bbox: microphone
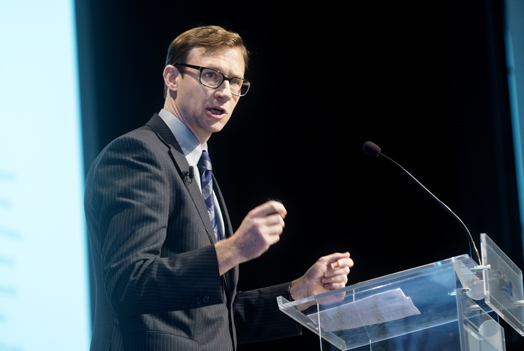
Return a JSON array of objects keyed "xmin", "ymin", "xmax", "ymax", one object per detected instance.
[
  {"xmin": 362, "ymin": 141, "xmax": 481, "ymax": 264},
  {"xmin": 362, "ymin": 141, "xmax": 381, "ymax": 158},
  {"xmin": 183, "ymin": 166, "xmax": 194, "ymax": 184}
]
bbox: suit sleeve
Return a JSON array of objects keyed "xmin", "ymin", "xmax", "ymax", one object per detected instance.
[
  {"xmin": 233, "ymin": 283, "xmax": 302, "ymax": 344},
  {"xmin": 85, "ymin": 134, "xmax": 223, "ymax": 315}
]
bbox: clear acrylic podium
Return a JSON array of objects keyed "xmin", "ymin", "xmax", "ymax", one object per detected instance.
[{"xmin": 277, "ymin": 234, "xmax": 524, "ymax": 350}]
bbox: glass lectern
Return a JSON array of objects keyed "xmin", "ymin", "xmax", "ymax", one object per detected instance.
[{"xmin": 277, "ymin": 234, "xmax": 524, "ymax": 350}]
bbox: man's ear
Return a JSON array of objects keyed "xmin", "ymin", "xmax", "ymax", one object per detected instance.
[{"xmin": 163, "ymin": 65, "xmax": 179, "ymax": 93}]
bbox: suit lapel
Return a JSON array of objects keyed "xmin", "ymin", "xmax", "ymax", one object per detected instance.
[
  {"xmin": 213, "ymin": 176, "xmax": 239, "ymax": 289},
  {"xmin": 146, "ymin": 114, "xmax": 238, "ymax": 294},
  {"xmin": 212, "ymin": 176, "xmax": 233, "ymax": 239},
  {"xmin": 145, "ymin": 114, "xmax": 217, "ymax": 246}
]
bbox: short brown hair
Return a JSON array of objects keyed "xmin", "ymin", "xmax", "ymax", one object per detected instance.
[{"xmin": 165, "ymin": 25, "xmax": 249, "ymax": 70}]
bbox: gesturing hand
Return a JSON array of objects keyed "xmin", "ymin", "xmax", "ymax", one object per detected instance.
[
  {"xmin": 290, "ymin": 252, "xmax": 354, "ymax": 302},
  {"xmin": 231, "ymin": 200, "xmax": 287, "ymax": 262},
  {"xmin": 215, "ymin": 201, "xmax": 287, "ymax": 275}
]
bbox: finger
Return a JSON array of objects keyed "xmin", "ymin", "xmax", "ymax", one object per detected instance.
[
  {"xmin": 265, "ymin": 223, "xmax": 285, "ymax": 236},
  {"xmin": 319, "ymin": 291, "xmax": 347, "ymax": 304},
  {"xmin": 322, "ymin": 273, "xmax": 349, "ymax": 285},
  {"xmin": 330, "ymin": 257, "xmax": 354, "ymax": 270},
  {"xmin": 322, "ymin": 275, "xmax": 349, "ymax": 291},
  {"xmin": 255, "ymin": 215, "xmax": 285, "ymax": 239},
  {"xmin": 324, "ymin": 266, "xmax": 350, "ymax": 278},
  {"xmin": 259, "ymin": 213, "xmax": 285, "ymax": 233},
  {"xmin": 264, "ymin": 212, "xmax": 286, "ymax": 226},
  {"xmin": 329, "ymin": 256, "xmax": 353, "ymax": 269},
  {"xmin": 323, "ymin": 282, "xmax": 347, "ymax": 290},
  {"xmin": 251, "ymin": 201, "xmax": 287, "ymax": 218},
  {"xmin": 323, "ymin": 277, "xmax": 348, "ymax": 288},
  {"xmin": 265, "ymin": 232, "xmax": 281, "ymax": 246},
  {"xmin": 321, "ymin": 252, "xmax": 350, "ymax": 265}
]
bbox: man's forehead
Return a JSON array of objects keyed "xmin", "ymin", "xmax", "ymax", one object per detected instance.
[{"xmin": 187, "ymin": 46, "xmax": 245, "ymax": 73}]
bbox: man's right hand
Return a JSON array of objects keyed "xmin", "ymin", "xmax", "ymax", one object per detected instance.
[{"xmin": 215, "ymin": 201, "xmax": 287, "ymax": 275}]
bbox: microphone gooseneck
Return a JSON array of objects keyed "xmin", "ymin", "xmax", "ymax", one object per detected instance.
[{"xmin": 362, "ymin": 141, "xmax": 481, "ymax": 264}]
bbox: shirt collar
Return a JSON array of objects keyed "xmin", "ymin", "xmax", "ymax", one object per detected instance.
[{"xmin": 158, "ymin": 109, "xmax": 207, "ymax": 166}]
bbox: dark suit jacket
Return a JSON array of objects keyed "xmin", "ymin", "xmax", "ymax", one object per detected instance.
[{"xmin": 84, "ymin": 114, "xmax": 300, "ymax": 351}]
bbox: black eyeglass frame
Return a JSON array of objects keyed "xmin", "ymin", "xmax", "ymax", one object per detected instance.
[{"xmin": 173, "ymin": 63, "xmax": 251, "ymax": 97}]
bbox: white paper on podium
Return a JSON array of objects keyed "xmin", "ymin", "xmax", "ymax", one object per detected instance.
[{"xmin": 307, "ymin": 288, "xmax": 421, "ymax": 332}]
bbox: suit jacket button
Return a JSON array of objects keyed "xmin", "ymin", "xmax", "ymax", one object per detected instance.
[{"xmin": 203, "ymin": 296, "xmax": 209, "ymax": 303}]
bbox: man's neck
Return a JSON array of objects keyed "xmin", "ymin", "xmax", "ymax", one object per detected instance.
[{"xmin": 162, "ymin": 99, "xmax": 210, "ymax": 147}]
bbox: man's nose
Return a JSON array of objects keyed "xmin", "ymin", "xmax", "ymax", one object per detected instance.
[{"xmin": 215, "ymin": 80, "xmax": 233, "ymax": 100}]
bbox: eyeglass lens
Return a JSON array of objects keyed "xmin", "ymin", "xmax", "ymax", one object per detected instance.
[{"xmin": 200, "ymin": 68, "xmax": 249, "ymax": 96}]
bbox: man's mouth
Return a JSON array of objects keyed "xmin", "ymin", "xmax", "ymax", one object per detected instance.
[{"xmin": 208, "ymin": 107, "xmax": 225, "ymax": 115}]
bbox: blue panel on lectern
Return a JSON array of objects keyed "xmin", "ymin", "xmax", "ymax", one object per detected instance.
[{"xmin": 0, "ymin": 1, "xmax": 90, "ymax": 350}]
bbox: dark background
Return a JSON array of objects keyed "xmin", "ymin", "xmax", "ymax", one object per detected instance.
[{"xmin": 75, "ymin": 0, "xmax": 524, "ymax": 349}]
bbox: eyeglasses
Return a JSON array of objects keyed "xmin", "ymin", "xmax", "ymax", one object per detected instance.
[{"xmin": 174, "ymin": 63, "xmax": 251, "ymax": 97}]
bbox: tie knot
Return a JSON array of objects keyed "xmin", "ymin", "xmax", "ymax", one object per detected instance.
[{"xmin": 197, "ymin": 151, "xmax": 213, "ymax": 173}]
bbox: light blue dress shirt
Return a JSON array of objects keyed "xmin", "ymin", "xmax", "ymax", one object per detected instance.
[{"xmin": 158, "ymin": 109, "xmax": 226, "ymax": 241}]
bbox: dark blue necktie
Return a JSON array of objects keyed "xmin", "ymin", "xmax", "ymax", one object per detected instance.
[{"xmin": 197, "ymin": 151, "xmax": 220, "ymax": 240}]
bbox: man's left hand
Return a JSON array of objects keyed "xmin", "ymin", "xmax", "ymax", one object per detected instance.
[{"xmin": 289, "ymin": 252, "xmax": 354, "ymax": 302}]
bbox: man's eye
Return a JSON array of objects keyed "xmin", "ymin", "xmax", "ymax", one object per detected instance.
[{"xmin": 203, "ymin": 70, "xmax": 219, "ymax": 80}]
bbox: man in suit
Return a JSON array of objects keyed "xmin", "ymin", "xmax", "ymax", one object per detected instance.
[{"xmin": 84, "ymin": 25, "xmax": 354, "ymax": 351}]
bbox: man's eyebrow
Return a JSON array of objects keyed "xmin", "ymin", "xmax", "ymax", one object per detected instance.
[{"xmin": 200, "ymin": 63, "xmax": 245, "ymax": 78}]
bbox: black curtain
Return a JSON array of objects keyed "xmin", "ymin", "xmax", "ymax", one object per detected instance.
[{"xmin": 76, "ymin": 0, "xmax": 524, "ymax": 349}]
